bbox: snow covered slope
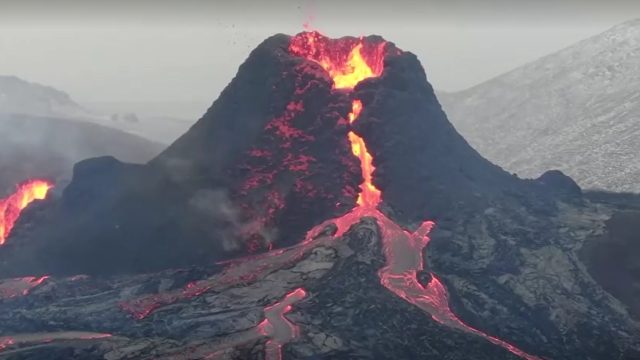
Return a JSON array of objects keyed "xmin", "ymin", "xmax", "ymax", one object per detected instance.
[{"xmin": 440, "ymin": 19, "xmax": 640, "ymax": 193}]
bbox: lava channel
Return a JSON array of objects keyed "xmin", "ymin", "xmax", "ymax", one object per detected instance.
[
  {"xmin": 257, "ymin": 288, "xmax": 307, "ymax": 360},
  {"xmin": 0, "ymin": 179, "xmax": 53, "ymax": 245},
  {"xmin": 124, "ymin": 32, "xmax": 540, "ymax": 360},
  {"xmin": 290, "ymin": 31, "xmax": 540, "ymax": 360}
]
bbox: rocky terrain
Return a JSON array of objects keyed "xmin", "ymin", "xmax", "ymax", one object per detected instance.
[
  {"xmin": 439, "ymin": 19, "xmax": 640, "ymax": 193},
  {"xmin": 0, "ymin": 31, "xmax": 639, "ymax": 360}
]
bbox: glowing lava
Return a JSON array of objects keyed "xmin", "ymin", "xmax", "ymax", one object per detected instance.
[
  {"xmin": 0, "ymin": 179, "xmax": 53, "ymax": 245},
  {"xmin": 289, "ymin": 31, "xmax": 386, "ymax": 89},
  {"xmin": 291, "ymin": 32, "xmax": 539, "ymax": 359},
  {"xmin": 257, "ymin": 288, "xmax": 307, "ymax": 360}
]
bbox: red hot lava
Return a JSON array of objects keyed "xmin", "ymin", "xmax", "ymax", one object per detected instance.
[
  {"xmin": 257, "ymin": 288, "xmax": 307, "ymax": 360},
  {"xmin": 289, "ymin": 31, "xmax": 386, "ymax": 90},
  {"xmin": 290, "ymin": 31, "xmax": 540, "ymax": 360},
  {"xmin": 0, "ymin": 179, "xmax": 53, "ymax": 245}
]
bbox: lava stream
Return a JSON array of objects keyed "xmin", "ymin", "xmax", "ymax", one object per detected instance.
[
  {"xmin": 0, "ymin": 179, "xmax": 53, "ymax": 245},
  {"xmin": 0, "ymin": 332, "xmax": 111, "ymax": 353},
  {"xmin": 257, "ymin": 288, "xmax": 307, "ymax": 360},
  {"xmin": 291, "ymin": 32, "xmax": 539, "ymax": 359},
  {"xmin": 343, "ymin": 99, "xmax": 539, "ymax": 359}
]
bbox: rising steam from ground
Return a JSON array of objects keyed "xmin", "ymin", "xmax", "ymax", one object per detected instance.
[{"xmin": 189, "ymin": 189, "xmax": 278, "ymax": 252}]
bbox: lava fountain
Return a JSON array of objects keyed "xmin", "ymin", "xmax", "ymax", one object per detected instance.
[
  {"xmin": 0, "ymin": 179, "xmax": 53, "ymax": 245},
  {"xmin": 289, "ymin": 31, "xmax": 540, "ymax": 360}
]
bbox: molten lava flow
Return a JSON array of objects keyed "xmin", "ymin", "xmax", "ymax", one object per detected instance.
[
  {"xmin": 0, "ymin": 179, "xmax": 53, "ymax": 245},
  {"xmin": 289, "ymin": 31, "xmax": 386, "ymax": 89},
  {"xmin": 347, "ymin": 100, "xmax": 381, "ymax": 207},
  {"xmin": 257, "ymin": 288, "xmax": 307, "ymax": 360},
  {"xmin": 289, "ymin": 33, "xmax": 539, "ymax": 359}
]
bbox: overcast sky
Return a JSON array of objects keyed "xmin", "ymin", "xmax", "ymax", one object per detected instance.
[{"xmin": 1, "ymin": 0, "xmax": 639, "ymax": 118}]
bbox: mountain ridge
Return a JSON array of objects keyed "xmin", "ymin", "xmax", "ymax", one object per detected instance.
[{"xmin": 439, "ymin": 19, "xmax": 640, "ymax": 193}]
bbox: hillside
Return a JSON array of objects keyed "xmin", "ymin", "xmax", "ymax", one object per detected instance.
[{"xmin": 439, "ymin": 19, "xmax": 640, "ymax": 193}]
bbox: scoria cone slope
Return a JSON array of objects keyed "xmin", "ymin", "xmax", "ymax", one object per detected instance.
[{"xmin": 0, "ymin": 32, "xmax": 639, "ymax": 359}]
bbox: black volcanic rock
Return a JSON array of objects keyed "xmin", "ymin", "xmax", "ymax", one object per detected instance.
[
  {"xmin": 581, "ymin": 210, "xmax": 640, "ymax": 320},
  {"xmin": 352, "ymin": 51, "xmax": 523, "ymax": 223},
  {"xmin": 536, "ymin": 170, "xmax": 582, "ymax": 198}
]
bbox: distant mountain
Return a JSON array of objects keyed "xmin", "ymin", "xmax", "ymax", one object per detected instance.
[
  {"xmin": 0, "ymin": 113, "xmax": 164, "ymax": 192},
  {"xmin": 439, "ymin": 19, "xmax": 640, "ymax": 193},
  {"xmin": 0, "ymin": 75, "xmax": 194, "ymax": 144},
  {"xmin": 0, "ymin": 76, "xmax": 93, "ymax": 119}
]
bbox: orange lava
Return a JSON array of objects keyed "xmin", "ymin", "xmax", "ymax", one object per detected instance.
[
  {"xmin": 289, "ymin": 32, "xmax": 538, "ymax": 359},
  {"xmin": 347, "ymin": 100, "xmax": 381, "ymax": 207},
  {"xmin": 0, "ymin": 180, "xmax": 53, "ymax": 245},
  {"xmin": 257, "ymin": 288, "xmax": 307, "ymax": 360},
  {"xmin": 289, "ymin": 31, "xmax": 386, "ymax": 89}
]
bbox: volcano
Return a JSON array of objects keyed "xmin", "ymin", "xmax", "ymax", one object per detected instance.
[{"xmin": 0, "ymin": 32, "xmax": 639, "ymax": 359}]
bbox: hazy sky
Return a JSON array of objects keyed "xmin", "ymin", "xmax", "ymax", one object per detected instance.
[{"xmin": 1, "ymin": 0, "xmax": 639, "ymax": 118}]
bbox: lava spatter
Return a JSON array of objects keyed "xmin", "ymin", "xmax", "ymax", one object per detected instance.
[
  {"xmin": 0, "ymin": 179, "xmax": 53, "ymax": 245},
  {"xmin": 289, "ymin": 31, "xmax": 386, "ymax": 89}
]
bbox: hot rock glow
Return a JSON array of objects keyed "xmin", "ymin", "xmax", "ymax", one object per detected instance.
[
  {"xmin": 0, "ymin": 180, "xmax": 53, "ymax": 245},
  {"xmin": 289, "ymin": 31, "xmax": 386, "ymax": 89}
]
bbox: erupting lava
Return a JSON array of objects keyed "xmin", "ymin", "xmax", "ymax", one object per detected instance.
[
  {"xmin": 289, "ymin": 31, "xmax": 386, "ymax": 89},
  {"xmin": 290, "ymin": 32, "xmax": 539, "ymax": 360},
  {"xmin": 0, "ymin": 179, "xmax": 53, "ymax": 245},
  {"xmin": 347, "ymin": 100, "xmax": 381, "ymax": 207}
]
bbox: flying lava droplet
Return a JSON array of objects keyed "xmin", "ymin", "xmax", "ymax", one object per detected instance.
[{"xmin": 0, "ymin": 179, "xmax": 53, "ymax": 245}]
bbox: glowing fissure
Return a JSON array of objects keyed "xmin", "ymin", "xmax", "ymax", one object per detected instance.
[
  {"xmin": 257, "ymin": 288, "xmax": 307, "ymax": 360},
  {"xmin": 0, "ymin": 179, "xmax": 53, "ymax": 245}
]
